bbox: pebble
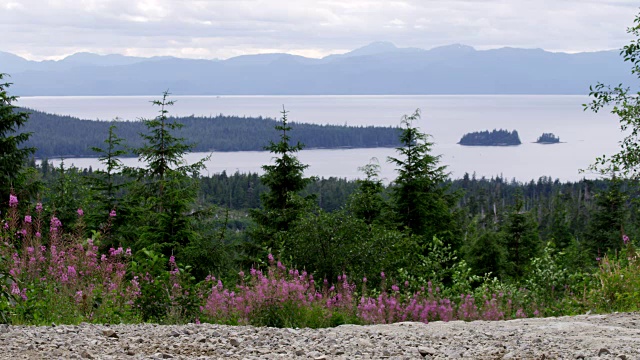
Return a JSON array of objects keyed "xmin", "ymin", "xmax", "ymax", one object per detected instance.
[{"xmin": 0, "ymin": 313, "xmax": 638, "ymax": 359}]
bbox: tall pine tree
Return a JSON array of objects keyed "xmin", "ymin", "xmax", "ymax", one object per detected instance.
[
  {"xmin": 388, "ymin": 109, "xmax": 460, "ymax": 249},
  {"xmin": 249, "ymin": 108, "xmax": 312, "ymax": 256},
  {"xmin": 127, "ymin": 92, "xmax": 207, "ymax": 256},
  {"xmin": 0, "ymin": 74, "xmax": 35, "ymax": 205}
]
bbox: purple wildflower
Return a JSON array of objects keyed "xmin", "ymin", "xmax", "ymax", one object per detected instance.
[{"xmin": 9, "ymin": 194, "xmax": 18, "ymax": 207}]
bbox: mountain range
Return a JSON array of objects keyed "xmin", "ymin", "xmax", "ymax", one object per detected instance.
[{"xmin": 1, "ymin": 42, "xmax": 634, "ymax": 96}]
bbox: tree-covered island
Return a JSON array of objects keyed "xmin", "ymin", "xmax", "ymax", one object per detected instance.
[
  {"xmin": 535, "ymin": 133, "xmax": 561, "ymax": 144},
  {"xmin": 458, "ymin": 129, "xmax": 521, "ymax": 146}
]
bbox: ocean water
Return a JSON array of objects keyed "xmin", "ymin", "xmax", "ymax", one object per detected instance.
[{"xmin": 18, "ymin": 95, "xmax": 621, "ymax": 182}]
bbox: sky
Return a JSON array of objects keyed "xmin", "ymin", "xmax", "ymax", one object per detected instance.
[{"xmin": 1, "ymin": 0, "xmax": 638, "ymax": 61}]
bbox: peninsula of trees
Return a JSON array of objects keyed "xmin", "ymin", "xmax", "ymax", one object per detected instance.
[
  {"xmin": 21, "ymin": 109, "xmax": 402, "ymax": 158},
  {"xmin": 458, "ymin": 129, "xmax": 521, "ymax": 146},
  {"xmin": 535, "ymin": 133, "xmax": 560, "ymax": 144}
]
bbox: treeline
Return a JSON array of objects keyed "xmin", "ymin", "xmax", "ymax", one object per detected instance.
[
  {"xmin": 21, "ymin": 108, "xmax": 402, "ymax": 157},
  {"xmin": 459, "ymin": 129, "xmax": 521, "ymax": 146},
  {"xmin": 536, "ymin": 133, "xmax": 560, "ymax": 143}
]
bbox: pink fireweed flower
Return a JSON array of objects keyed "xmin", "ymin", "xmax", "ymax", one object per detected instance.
[
  {"xmin": 35, "ymin": 232, "xmax": 41, "ymax": 238},
  {"xmin": 75, "ymin": 290, "xmax": 84, "ymax": 304},
  {"xmin": 77, "ymin": 208, "xmax": 84, "ymax": 216},
  {"xmin": 50, "ymin": 216, "xmax": 62, "ymax": 232},
  {"xmin": 35, "ymin": 202, "xmax": 43, "ymax": 213},
  {"xmin": 9, "ymin": 194, "xmax": 18, "ymax": 207},
  {"xmin": 24, "ymin": 215, "xmax": 32, "ymax": 223},
  {"xmin": 363, "ymin": 277, "xmax": 367, "ymax": 283},
  {"xmin": 380, "ymin": 272, "xmax": 386, "ymax": 279},
  {"xmin": 125, "ymin": 248, "xmax": 132, "ymax": 257},
  {"xmin": 109, "ymin": 209, "xmax": 116, "ymax": 217},
  {"xmin": 623, "ymin": 234, "xmax": 630, "ymax": 244},
  {"xmin": 267, "ymin": 253, "xmax": 274, "ymax": 264},
  {"xmin": 391, "ymin": 284, "xmax": 400, "ymax": 292}
]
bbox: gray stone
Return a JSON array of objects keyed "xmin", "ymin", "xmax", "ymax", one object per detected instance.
[
  {"xmin": 80, "ymin": 350, "xmax": 94, "ymax": 359},
  {"xmin": 102, "ymin": 329, "xmax": 119, "ymax": 339},
  {"xmin": 598, "ymin": 348, "xmax": 611, "ymax": 356},
  {"xmin": 418, "ymin": 347, "xmax": 437, "ymax": 357},
  {"xmin": 229, "ymin": 337, "xmax": 242, "ymax": 347}
]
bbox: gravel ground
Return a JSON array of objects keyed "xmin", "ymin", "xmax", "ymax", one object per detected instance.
[{"xmin": 1, "ymin": 312, "xmax": 640, "ymax": 359}]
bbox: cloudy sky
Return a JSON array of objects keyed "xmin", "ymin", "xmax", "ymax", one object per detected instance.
[{"xmin": 1, "ymin": 0, "xmax": 638, "ymax": 60}]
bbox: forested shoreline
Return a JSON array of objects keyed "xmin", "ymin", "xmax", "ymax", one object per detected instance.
[{"xmin": 21, "ymin": 108, "xmax": 401, "ymax": 158}]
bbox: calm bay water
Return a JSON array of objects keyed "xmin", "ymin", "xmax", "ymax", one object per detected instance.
[{"xmin": 18, "ymin": 95, "xmax": 620, "ymax": 182}]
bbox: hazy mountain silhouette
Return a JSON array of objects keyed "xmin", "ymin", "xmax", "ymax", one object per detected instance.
[{"xmin": 1, "ymin": 43, "xmax": 633, "ymax": 95}]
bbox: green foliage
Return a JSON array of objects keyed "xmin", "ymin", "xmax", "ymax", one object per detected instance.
[
  {"xmin": 583, "ymin": 180, "xmax": 628, "ymax": 257},
  {"xmin": 48, "ymin": 160, "xmax": 94, "ymax": 231},
  {"xmin": 127, "ymin": 92, "xmax": 208, "ymax": 256},
  {"xmin": 501, "ymin": 193, "xmax": 540, "ymax": 278},
  {"xmin": 130, "ymin": 249, "xmax": 200, "ymax": 323},
  {"xmin": 249, "ymin": 300, "xmax": 358, "ymax": 328},
  {"xmin": 523, "ymin": 243, "xmax": 569, "ymax": 303},
  {"xmin": 250, "ymin": 108, "xmax": 313, "ymax": 255},
  {"xmin": 181, "ymin": 208, "xmax": 241, "ymax": 281},
  {"xmin": 0, "ymin": 253, "xmax": 16, "ymax": 324},
  {"xmin": 589, "ymin": 245, "xmax": 640, "ymax": 313},
  {"xmin": 584, "ymin": 13, "xmax": 640, "ymax": 178},
  {"xmin": 465, "ymin": 221, "xmax": 507, "ymax": 278},
  {"xmin": 388, "ymin": 109, "xmax": 460, "ymax": 248},
  {"xmin": 347, "ymin": 159, "xmax": 390, "ymax": 226},
  {"xmin": 0, "ymin": 74, "xmax": 36, "ymax": 205}
]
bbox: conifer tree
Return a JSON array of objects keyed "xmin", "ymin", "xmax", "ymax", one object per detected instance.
[
  {"xmin": 250, "ymin": 108, "xmax": 312, "ymax": 254},
  {"xmin": 128, "ymin": 92, "xmax": 207, "ymax": 256},
  {"xmin": 90, "ymin": 123, "xmax": 127, "ymax": 208},
  {"xmin": 388, "ymin": 109, "xmax": 459, "ymax": 248},
  {"xmin": 583, "ymin": 179, "xmax": 628, "ymax": 257},
  {"xmin": 347, "ymin": 159, "xmax": 389, "ymax": 226},
  {"xmin": 501, "ymin": 193, "xmax": 540, "ymax": 278},
  {"xmin": 0, "ymin": 74, "xmax": 35, "ymax": 204},
  {"xmin": 87, "ymin": 123, "xmax": 128, "ymax": 237}
]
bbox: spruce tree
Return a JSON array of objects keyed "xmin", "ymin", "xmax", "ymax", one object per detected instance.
[
  {"xmin": 87, "ymin": 123, "xmax": 129, "ymax": 238},
  {"xmin": 388, "ymin": 109, "xmax": 459, "ymax": 248},
  {"xmin": 0, "ymin": 74, "xmax": 35, "ymax": 204},
  {"xmin": 583, "ymin": 180, "xmax": 628, "ymax": 257},
  {"xmin": 501, "ymin": 193, "xmax": 540, "ymax": 278},
  {"xmin": 90, "ymin": 123, "xmax": 127, "ymax": 208},
  {"xmin": 128, "ymin": 92, "xmax": 207, "ymax": 256},
  {"xmin": 249, "ymin": 108, "xmax": 312, "ymax": 254},
  {"xmin": 347, "ymin": 159, "xmax": 389, "ymax": 226}
]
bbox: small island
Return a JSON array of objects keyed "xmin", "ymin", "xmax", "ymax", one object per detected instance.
[
  {"xmin": 458, "ymin": 129, "xmax": 521, "ymax": 146},
  {"xmin": 535, "ymin": 133, "xmax": 561, "ymax": 144}
]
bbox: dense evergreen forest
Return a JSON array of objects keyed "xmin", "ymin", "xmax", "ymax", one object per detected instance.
[
  {"xmin": 459, "ymin": 129, "xmax": 522, "ymax": 146},
  {"xmin": 536, "ymin": 133, "xmax": 561, "ymax": 143},
  {"xmin": 21, "ymin": 108, "xmax": 402, "ymax": 158}
]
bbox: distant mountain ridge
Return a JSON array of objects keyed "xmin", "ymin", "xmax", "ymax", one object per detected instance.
[{"xmin": 0, "ymin": 43, "xmax": 633, "ymax": 95}]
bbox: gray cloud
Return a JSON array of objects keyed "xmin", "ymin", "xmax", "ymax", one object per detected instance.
[{"xmin": 1, "ymin": 0, "xmax": 637, "ymax": 60}]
